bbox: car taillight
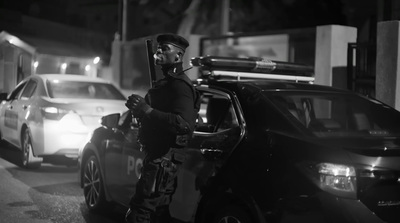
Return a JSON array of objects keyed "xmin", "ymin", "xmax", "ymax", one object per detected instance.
[
  {"xmin": 41, "ymin": 107, "xmax": 69, "ymax": 120},
  {"xmin": 317, "ymin": 163, "xmax": 357, "ymax": 199},
  {"xmin": 42, "ymin": 107, "xmax": 88, "ymax": 133}
]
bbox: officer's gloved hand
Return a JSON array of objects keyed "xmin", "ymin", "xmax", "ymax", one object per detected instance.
[{"xmin": 125, "ymin": 94, "xmax": 152, "ymax": 118}]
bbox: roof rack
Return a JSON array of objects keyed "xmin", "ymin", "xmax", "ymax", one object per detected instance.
[
  {"xmin": 191, "ymin": 56, "xmax": 315, "ymax": 83},
  {"xmin": 210, "ymin": 70, "xmax": 315, "ymax": 82}
]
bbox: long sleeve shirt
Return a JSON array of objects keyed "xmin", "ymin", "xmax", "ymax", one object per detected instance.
[{"xmin": 138, "ymin": 63, "xmax": 199, "ymax": 158}]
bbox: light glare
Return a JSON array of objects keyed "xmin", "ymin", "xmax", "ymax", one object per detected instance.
[
  {"xmin": 59, "ymin": 113, "xmax": 88, "ymax": 133},
  {"xmin": 93, "ymin": 57, "xmax": 100, "ymax": 64},
  {"xmin": 44, "ymin": 107, "xmax": 58, "ymax": 114}
]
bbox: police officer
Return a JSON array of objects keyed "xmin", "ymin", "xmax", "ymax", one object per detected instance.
[{"xmin": 125, "ymin": 33, "xmax": 199, "ymax": 223}]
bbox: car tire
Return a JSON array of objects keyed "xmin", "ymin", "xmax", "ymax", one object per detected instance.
[
  {"xmin": 212, "ymin": 205, "xmax": 253, "ymax": 223},
  {"xmin": 83, "ymin": 155, "xmax": 111, "ymax": 212},
  {"xmin": 21, "ymin": 128, "xmax": 42, "ymax": 169}
]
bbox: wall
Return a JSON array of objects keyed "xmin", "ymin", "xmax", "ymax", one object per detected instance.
[
  {"xmin": 314, "ymin": 25, "xmax": 357, "ymax": 88},
  {"xmin": 376, "ymin": 20, "xmax": 400, "ymax": 110}
]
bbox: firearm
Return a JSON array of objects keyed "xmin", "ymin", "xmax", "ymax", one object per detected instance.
[{"xmin": 145, "ymin": 39, "xmax": 157, "ymax": 87}]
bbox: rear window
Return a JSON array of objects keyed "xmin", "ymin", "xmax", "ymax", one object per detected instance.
[
  {"xmin": 267, "ymin": 91, "xmax": 400, "ymax": 138},
  {"xmin": 47, "ymin": 80, "xmax": 126, "ymax": 100}
]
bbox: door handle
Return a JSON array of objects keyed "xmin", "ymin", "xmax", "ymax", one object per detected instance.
[
  {"xmin": 105, "ymin": 140, "xmax": 123, "ymax": 152},
  {"xmin": 200, "ymin": 148, "xmax": 223, "ymax": 159},
  {"xmin": 7, "ymin": 105, "xmax": 13, "ymax": 109},
  {"xmin": 22, "ymin": 105, "xmax": 28, "ymax": 110}
]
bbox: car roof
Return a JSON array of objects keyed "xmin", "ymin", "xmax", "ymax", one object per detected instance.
[{"xmin": 31, "ymin": 74, "xmax": 110, "ymax": 83}]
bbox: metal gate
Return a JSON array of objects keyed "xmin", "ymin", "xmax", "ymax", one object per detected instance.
[{"xmin": 347, "ymin": 42, "xmax": 376, "ymax": 97}]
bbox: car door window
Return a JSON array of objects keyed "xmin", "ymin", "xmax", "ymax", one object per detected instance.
[
  {"xmin": 20, "ymin": 80, "xmax": 37, "ymax": 100},
  {"xmin": 9, "ymin": 82, "xmax": 27, "ymax": 100},
  {"xmin": 196, "ymin": 91, "xmax": 239, "ymax": 133}
]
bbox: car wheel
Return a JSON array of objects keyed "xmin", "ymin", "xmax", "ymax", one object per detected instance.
[
  {"xmin": 21, "ymin": 128, "xmax": 42, "ymax": 169},
  {"xmin": 212, "ymin": 205, "xmax": 253, "ymax": 223},
  {"xmin": 83, "ymin": 155, "xmax": 110, "ymax": 212}
]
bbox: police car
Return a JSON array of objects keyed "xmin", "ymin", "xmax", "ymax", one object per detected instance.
[{"xmin": 78, "ymin": 56, "xmax": 400, "ymax": 223}]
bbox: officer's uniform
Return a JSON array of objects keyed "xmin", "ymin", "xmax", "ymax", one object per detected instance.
[{"xmin": 126, "ymin": 34, "xmax": 199, "ymax": 223}]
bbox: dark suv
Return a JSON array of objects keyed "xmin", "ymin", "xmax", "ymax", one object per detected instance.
[{"xmin": 79, "ymin": 56, "xmax": 400, "ymax": 223}]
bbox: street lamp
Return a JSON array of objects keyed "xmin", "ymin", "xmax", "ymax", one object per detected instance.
[
  {"xmin": 61, "ymin": 63, "xmax": 67, "ymax": 74},
  {"xmin": 93, "ymin": 57, "xmax": 100, "ymax": 64}
]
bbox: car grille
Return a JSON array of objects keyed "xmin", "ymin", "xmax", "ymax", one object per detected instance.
[{"xmin": 358, "ymin": 169, "xmax": 400, "ymax": 223}]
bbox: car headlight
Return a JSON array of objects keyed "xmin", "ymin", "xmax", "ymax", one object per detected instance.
[
  {"xmin": 317, "ymin": 163, "xmax": 357, "ymax": 199},
  {"xmin": 297, "ymin": 161, "xmax": 357, "ymax": 199}
]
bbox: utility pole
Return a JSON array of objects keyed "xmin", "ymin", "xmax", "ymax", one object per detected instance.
[
  {"xmin": 122, "ymin": 0, "xmax": 128, "ymax": 42},
  {"xmin": 221, "ymin": 0, "xmax": 230, "ymax": 35},
  {"xmin": 117, "ymin": 0, "xmax": 128, "ymax": 41}
]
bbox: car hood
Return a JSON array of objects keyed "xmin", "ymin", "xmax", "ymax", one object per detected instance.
[{"xmin": 314, "ymin": 137, "xmax": 400, "ymax": 170}]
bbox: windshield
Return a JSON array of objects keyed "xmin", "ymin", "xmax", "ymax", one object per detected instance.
[
  {"xmin": 267, "ymin": 91, "xmax": 400, "ymax": 138},
  {"xmin": 47, "ymin": 80, "xmax": 126, "ymax": 100}
]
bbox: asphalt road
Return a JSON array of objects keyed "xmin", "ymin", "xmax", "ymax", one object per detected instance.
[{"xmin": 0, "ymin": 142, "xmax": 126, "ymax": 223}]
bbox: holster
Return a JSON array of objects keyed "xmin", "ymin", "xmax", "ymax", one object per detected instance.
[
  {"xmin": 155, "ymin": 157, "xmax": 177, "ymax": 194},
  {"xmin": 141, "ymin": 160, "xmax": 161, "ymax": 196},
  {"xmin": 141, "ymin": 149, "xmax": 186, "ymax": 196}
]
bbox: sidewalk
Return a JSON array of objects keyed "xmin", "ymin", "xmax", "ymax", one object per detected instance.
[{"xmin": 0, "ymin": 158, "xmax": 52, "ymax": 223}]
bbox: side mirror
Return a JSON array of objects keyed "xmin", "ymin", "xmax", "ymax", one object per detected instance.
[
  {"xmin": 101, "ymin": 113, "xmax": 120, "ymax": 129},
  {"xmin": 0, "ymin": 92, "xmax": 8, "ymax": 102}
]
